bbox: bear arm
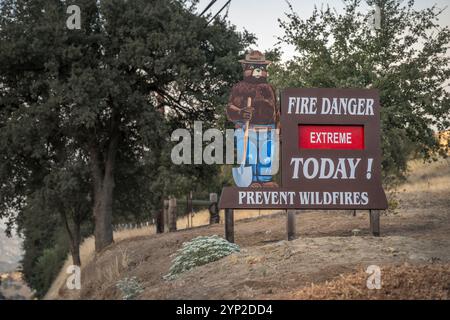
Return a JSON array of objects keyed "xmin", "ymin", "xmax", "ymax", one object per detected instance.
[{"xmin": 226, "ymin": 91, "xmax": 243, "ymax": 122}]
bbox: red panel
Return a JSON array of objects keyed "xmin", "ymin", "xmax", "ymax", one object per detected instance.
[{"xmin": 298, "ymin": 125, "xmax": 364, "ymax": 150}]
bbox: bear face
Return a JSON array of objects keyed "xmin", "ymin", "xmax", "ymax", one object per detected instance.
[{"xmin": 243, "ymin": 63, "xmax": 268, "ymax": 83}]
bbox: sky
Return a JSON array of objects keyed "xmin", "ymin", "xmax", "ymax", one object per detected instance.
[{"xmin": 197, "ymin": 0, "xmax": 450, "ymax": 61}]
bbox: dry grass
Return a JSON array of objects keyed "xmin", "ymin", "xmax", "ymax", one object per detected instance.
[
  {"xmin": 403, "ymin": 158, "xmax": 450, "ymax": 193},
  {"xmin": 44, "ymin": 208, "xmax": 280, "ymax": 299},
  {"xmin": 101, "ymin": 247, "xmax": 130, "ymax": 284},
  {"xmin": 280, "ymin": 263, "xmax": 450, "ymax": 300}
]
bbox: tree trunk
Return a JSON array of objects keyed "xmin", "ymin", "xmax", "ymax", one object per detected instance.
[
  {"xmin": 61, "ymin": 211, "xmax": 82, "ymax": 266},
  {"xmin": 70, "ymin": 223, "xmax": 81, "ymax": 266},
  {"xmin": 71, "ymin": 249, "xmax": 81, "ymax": 267},
  {"xmin": 90, "ymin": 121, "xmax": 119, "ymax": 252},
  {"xmin": 93, "ymin": 172, "xmax": 114, "ymax": 252}
]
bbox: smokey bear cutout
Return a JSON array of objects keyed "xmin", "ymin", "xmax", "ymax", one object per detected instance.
[{"xmin": 227, "ymin": 50, "xmax": 279, "ymax": 188}]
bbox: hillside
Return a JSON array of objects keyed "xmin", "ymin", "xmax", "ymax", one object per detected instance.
[{"xmin": 49, "ymin": 158, "xmax": 450, "ymax": 300}]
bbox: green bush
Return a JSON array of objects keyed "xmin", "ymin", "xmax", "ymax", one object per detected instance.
[
  {"xmin": 33, "ymin": 244, "xmax": 67, "ymax": 297},
  {"xmin": 165, "ymin": 235, "xmax": 240, "ymax": 280},
  {"xmin": 116, "ymin": 277, "xmax": 144, "ymax": 300}
]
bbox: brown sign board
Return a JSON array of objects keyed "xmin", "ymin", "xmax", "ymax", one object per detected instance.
[{"xmin": 219, "ymin": 88, "xmax": 388, "ymax": 210}]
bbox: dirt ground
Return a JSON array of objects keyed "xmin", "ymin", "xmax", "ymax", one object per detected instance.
[{"xmin": 55, "ymin": 158, "xmax": 449, "ymax": 300}]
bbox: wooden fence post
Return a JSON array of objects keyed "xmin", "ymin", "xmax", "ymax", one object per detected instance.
[
  {"xmin": 168, "ymin": 196, "xmax": 177, "ymax": 232},
  {"xmin": 287, "ymin": 210, "xmax": 296, "ymax": 241},
  {"xmin": 225, "ymin": 209, "xmax": 234, "ymax": 243},
  {"xmin": 369, "ymin": 210, "xmax": 380, "ymax": 236},
  {"xmin": 209, "ymin": 193, "xmax": 220, "ymax": 224},
  {"xmin": 163, "ymin": 199, "xmax": 170, "ymax": 233},
  {"xmin": 186, "ymin": 192, "xmax": 193, "ymax": 229}
]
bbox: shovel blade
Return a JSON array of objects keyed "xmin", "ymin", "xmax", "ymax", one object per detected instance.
[{"xmin": 232, "ymin": 165, "xmax": 253, "ymax": 188}]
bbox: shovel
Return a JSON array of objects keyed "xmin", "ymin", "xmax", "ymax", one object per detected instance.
[{"xmin": 232, "ymin": 97, "xmax": 253, "ymax": 187}]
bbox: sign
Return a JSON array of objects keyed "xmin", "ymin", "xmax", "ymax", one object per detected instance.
[
  {"xmin": 298, "ymin": 125, "xmax": 364, "ymax": 150},
  {"xmin": 219, "ymin": 88, "xmax": 387, "ymax": 210}
]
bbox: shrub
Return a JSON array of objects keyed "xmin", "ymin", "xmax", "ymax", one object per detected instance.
[
  {"xmin": 165, "ymin": 235, "xmax": 240, "ymax": 280},
  {"xmin": 32, "ymin": 244, "xmax": 68, "ymax": 297},
  {"xmin": 116, "ymin": 277, "xmax": 144, "ymax": 300}
]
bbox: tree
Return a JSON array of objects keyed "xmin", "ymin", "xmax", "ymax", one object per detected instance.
[
  {"xmin": 0, "ymin": 0, "xmax": 253, "ymax": 253},
  {"xmin": 271, "ymin": 0, "xmax": 450, "ymax": 183},
  {"xmin": 41, "ymin": 158, "xmax": 92, "ymax": 266},
  {"xmin": 17, "ymin": 191, "xmax": 71, "ymax": 297}
]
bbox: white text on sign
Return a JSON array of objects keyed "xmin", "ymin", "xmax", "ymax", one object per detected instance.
[{"xmin": 288, "ymin": 97, "xmax": 375, "ymax": 116}]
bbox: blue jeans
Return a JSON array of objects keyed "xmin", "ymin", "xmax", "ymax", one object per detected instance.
[{"xmin": 236, "ymin": 124, "xmax": 277, "ymax": 183}]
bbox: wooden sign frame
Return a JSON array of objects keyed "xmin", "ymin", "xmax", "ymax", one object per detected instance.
[{"xmin": 219, "ymin": 88, "xmax": 388, "ymax": 241}]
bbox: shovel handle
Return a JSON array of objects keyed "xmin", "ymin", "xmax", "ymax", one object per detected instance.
[{"xmin": 240, "ymin": 97, "xmax": 252, "ymax": 164}]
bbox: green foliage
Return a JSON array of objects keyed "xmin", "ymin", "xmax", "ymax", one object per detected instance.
[
  {"xmin": 33, "ymin": 245, "xmax": 68, "ymax": 298},
  {"xmin": 0, "ymin": 0, "xmax": 253, "ymax": 217},
  {"xmin": 165, "ymin": 235, "xmax": 240, "ymax": 280},
  {"xmin": 18, "ymin": 194, "xmax": 64, "ymax": 298},
  {"xmin": 20, "ymin": 214, "xmax": 92, "ymax": 298},
  {"xmin": 0, "ymin": 0, "xmax": 253, "ymax": 294},
  {"xmin": 271, "ymin": 0, "xmax": 450, "ymax": 184},
  {"xmin": 116, "ymin": 277, "xmax": 144, "ymax": 300}
]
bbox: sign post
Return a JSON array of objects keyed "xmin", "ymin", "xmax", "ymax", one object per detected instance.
[
  {"xmin": 287, "ymin": 210, "xmax": 296, "ymax": 241},
  {"xmin": 225, "ymin": 209, "xmax": 234, "ymax": 243},
  {"xmin": 370, "ymin": 210, "xmax": 381, "ymax": 236}
]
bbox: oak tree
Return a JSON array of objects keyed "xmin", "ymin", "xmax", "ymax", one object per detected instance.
[
  {"xmin": 0, "ymin": 0, "xmax": 253, "ymax": 254},
  {"xmin": 271, "ymin": 0, "xmax": 450, "ymax": 182}
]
